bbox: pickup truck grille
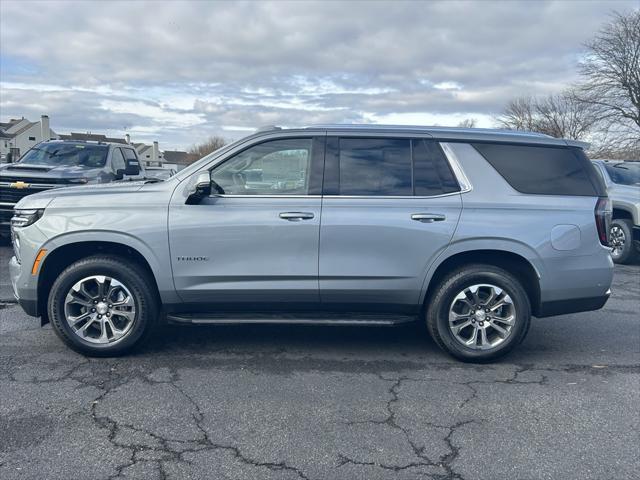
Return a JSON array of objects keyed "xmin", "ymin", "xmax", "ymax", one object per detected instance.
[
  {"xmin": 0, "ymin": 185, "xmax": 46, "ymax": 203},
  {"xmin": 0, "ymin": 208, "xmax": 13, "ymax": 226}
]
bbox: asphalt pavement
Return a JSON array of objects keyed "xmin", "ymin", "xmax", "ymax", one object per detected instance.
[{"xmin": 0, "ymin": 244, "xmax": 638, "ymax": 480}]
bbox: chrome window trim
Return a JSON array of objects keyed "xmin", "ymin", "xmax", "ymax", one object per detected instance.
[
  {"xmin": 211, "ymin": 194, "xmax": 321, "ymax": 199},
  {"xmin": 439, "ymin": 142, "xmax": 473, "ymax": 194},
  {"xmin": 322, "ymin": 192, "xmax": 462, "ymax": 200}
]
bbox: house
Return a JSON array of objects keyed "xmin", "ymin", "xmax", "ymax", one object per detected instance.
[
  {"xmin": 162, "ymin": 150, "xmax": 199, "ymax": 170},
  {"xmin": 134, "ymin": 141, "xmax": 165, "ymax": 167},
  {"xmin": 0, "ymin": 115, "xmax": 58, "ymax": 162}
]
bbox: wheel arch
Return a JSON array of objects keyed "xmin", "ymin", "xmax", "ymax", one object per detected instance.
[
  {"xmin": 422, "ymin": 248, "xmax": 542, "ymax": 316},
  {"xmin": 37, "ymin": 239, "xmax": 164, "ymax": 324}
]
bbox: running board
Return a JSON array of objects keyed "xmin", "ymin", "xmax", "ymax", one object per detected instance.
[{"xmin": 166, "ymin": 312, "xmax": 417, "ymax": 326}]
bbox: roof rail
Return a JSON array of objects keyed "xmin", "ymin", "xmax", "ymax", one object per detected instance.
[{"xmin": 255, "ymin": 125, "xmax": 282, "ymax": 132}]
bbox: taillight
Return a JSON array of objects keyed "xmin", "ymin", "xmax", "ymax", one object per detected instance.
[{"xmin": 595, "ymin": 197, "xmax": 612, "ymax": 246}]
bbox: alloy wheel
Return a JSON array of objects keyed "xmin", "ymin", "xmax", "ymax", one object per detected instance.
[
  {"xmin": 63, "ymin": 275, "xmax": 136, "ymax": 344},
  {"xmin": 610, "ymin": 225, "xmax": 626, "ymax": 259},
  {"xmin": 448, "ymin": 284, "xmax": 516, "ymax": 350}
]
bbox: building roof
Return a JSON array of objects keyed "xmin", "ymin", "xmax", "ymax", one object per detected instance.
[
  {"xmin": 58, "ymin": 132, "xmax": 128, "ymax": 144},
  {"xmin": 163, "ymin": 150, "xmax": 198, "ymax": 164}
]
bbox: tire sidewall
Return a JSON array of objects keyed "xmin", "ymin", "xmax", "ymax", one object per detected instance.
[
  {"xmin": 432, "ymin": 268, "xmax": 530, "ymax": 362},
  {"xmin": 49, "ymin": 257, "xmax": 155, "ymax": 356}
]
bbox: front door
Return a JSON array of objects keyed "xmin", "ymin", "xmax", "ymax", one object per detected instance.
[
  {"xmin": 319, "ymin": 136, "xmax": 463, "ymax": 309},
  {"xmin": 169, "ymin": 137, "xmax": 324, "ymax": 307}
]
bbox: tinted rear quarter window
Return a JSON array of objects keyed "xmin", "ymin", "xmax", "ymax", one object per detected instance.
[{"xmin": 472, "ymin": 143, "xmax": 602, "ymax": 196}]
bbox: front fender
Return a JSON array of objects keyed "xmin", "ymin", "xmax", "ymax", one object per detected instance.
[{"xmin": 37, "ymin": 229, "xmax": 179, "ymax": 305}]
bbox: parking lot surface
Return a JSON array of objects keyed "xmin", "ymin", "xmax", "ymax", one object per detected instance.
[{"xmin": 0, "ymin": 245, "xmax": 638, "ymax": 480}]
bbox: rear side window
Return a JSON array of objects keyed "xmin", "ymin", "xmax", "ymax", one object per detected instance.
[
  {"xmin": 335, "ymin": 138, "xmax": 460, "ymax": 196},
  {"xmin": 412, "ymin": 139, "xmax": 459, "ymax": 196},
  {"xmin": 472, "ymin": 143, "xmax": 602, "ymax": 196},
  {"xmin": 339, "ymin": 138, "xmax": 412, "ymax": 195}
]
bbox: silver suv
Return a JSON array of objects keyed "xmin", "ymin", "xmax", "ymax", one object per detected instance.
[{"xmin": 8, "ymin": 125, "xmax": 614, "ymax": 362}]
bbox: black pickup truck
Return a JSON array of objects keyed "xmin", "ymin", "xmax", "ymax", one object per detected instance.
[{"xmin": 0, "ymin": 140, "xmax": 145, "ymax": 237}]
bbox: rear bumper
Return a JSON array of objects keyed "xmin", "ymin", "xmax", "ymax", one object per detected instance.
[{"xmin": 536, "ymin": 289, "xmax": 611, "ymax": 318}]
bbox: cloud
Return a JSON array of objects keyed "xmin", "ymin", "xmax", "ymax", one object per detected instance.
[{"xmin": 1, "ymin": 0, "xmax": 637, "ymax": 148}]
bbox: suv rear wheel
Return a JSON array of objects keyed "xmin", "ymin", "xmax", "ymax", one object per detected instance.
[
  {"xmin": 426, "ymin": 264, "xmax": 531, "ymax": 362},
  {"xmin": 48, "ymin": 255, "xmax": 158, "ymax": 356}
]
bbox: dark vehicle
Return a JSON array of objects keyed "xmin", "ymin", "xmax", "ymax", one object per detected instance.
[{"xmin": 0, "ymin": 140, "xmax": 144, "ymax": 237}]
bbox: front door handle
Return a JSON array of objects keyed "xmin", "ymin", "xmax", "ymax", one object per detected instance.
[
  {"xmin": 279, "ymin": 212, "xmax": 315, "ymax": 221},
  {"xmin": 411, "ymin": 213, "xmax": 446, "ymax": 223}
]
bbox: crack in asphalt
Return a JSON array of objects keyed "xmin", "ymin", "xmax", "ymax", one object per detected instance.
[
  {"xmin": 2, "ymin": 351, "xmax": 639, "ymax": 479},
  {"xmin": 79, "ymin": 363, "xmax": 312, "ymax": 480},
  {"xmin": 340, "ymin": 374, "xmax": 479, "ymax": 480}
]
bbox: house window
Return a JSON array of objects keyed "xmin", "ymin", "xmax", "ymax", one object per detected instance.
[{"xmin": 29, "ymin": 136, "xmax": 36, "ymax": 141}]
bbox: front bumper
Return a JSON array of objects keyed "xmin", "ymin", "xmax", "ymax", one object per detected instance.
[{"xmin": 9, "ymin": 255, "xmax": 39, "ymax": 317}]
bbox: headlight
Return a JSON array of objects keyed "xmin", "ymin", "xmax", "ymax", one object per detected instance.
[
  {"xmin": 67, "ymin": 178, "xmax": 88, "ymax": 184},
  {"xmin": 11, "ymin": 209, "xmax": 44, "ymax": 229}
]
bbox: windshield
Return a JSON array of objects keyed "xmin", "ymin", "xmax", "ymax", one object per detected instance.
[
  {"xmin": 19, "ymin": 143, "xmax": 109, "ymax": 168},
  {"xmin": 605, "ymin": 163, "xmax": 640, "ymax": 186}
]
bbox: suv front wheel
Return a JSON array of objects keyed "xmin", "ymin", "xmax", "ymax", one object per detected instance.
[
  {"xmin": 48, "ymin": 255, "xmax": 158, "ymax": 356},
  {"xmin": 426, "ymin": 264, "xmax": 531, "ymax": 362}
]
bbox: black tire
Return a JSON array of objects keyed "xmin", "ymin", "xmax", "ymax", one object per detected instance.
[
  {"xmin": 48, "ymin": 255, "xmax": 158, "ymax": 356},
  {"xmin": 610, "ymin": 219, "xmax": 636, "ymax": 265},
  {"xmin": 426, "ymin": 264, "xmax": 531, "ymax": 363}
]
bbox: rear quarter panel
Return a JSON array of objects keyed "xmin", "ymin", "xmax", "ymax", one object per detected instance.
[{"xmin": 425, "ymin": 142, "xmax": 613, "ymax": 305}]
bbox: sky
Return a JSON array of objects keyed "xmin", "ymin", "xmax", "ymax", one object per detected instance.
[{"xmin": 0, "ymin": 0, "xmax": 637, "ymax": 151}]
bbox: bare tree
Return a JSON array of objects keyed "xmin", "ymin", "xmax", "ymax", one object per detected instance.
[
  {"xmin": 496, "ymin": 96, "xmax": 537, "ymax": 132},
  {"xmin": 577, "ymin": 11, "xmax": 640, "ymax": 132},
  {"xmin": 497, "ymin": 92, "xmax": 598, "ymax": 140},
  {"xmin": 457, "ymin": 118, "xmax": 477, "ymax": 128},
  {"xmin": 188, "ymin": 136, "xmax": 227, "ymax": 158}
]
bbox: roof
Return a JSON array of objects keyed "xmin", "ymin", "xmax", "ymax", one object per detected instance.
[
  {"xmin": 163, "ymin": 150, "xmax": 198, "ymax": 164},
  {"xmin": 256, "ymin": 124, "xmax": 588, "ymax": 148},
  {"xmin": 43, "ymin": 139, "xmax": 123, "ymax": 147},
  {"xmin": 58, "ymin": 132, "xmax": 128, "ymax": 144}
]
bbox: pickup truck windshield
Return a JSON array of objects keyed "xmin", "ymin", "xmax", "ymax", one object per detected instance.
[
  {"xmin": 19, "ymin": 143, "xmax": 109, "ymax": 168},
  {"xmin": 605, "ymin": 163, "xmax": 640, "ymax": 186}
]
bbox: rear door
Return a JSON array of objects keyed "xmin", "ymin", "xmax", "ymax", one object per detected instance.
[
  {"xmin": 319, "ymin": 135, "xmax": 463, "ymax": 308},
  {"xmin": 168, "ymin": 136, "xmax": 325, "ymax": 306}
]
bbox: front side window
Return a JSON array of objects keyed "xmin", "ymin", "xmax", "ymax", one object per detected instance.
[
  {"xmin": 211, "ymin": 138, "xmax": 312, "ymax": 195},
  {"xmin": 111, "ymin": 148, "xmax": 126, "ymax": 172}
]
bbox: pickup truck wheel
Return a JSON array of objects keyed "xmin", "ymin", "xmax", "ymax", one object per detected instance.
[
  {"xmin": 426, "ymin": 264, "xmax": 531, "ymax": 362},
  {"xmin": 609, "ymin": 219, "xmax": 635, "ymax": 264},
  {"xmin": 48, "ymin": 255, "xmax": 158, "ymax": 356}
]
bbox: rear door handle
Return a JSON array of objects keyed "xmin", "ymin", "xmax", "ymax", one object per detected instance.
[
  {"xmin": 411, "ymin": 213, "xmax": 446, "ymax": 223},
  {"xmin": 279, "ymin": 212, "xmax": 315, "ymax": 221}
]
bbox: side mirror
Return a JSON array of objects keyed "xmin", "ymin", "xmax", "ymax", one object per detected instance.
[
  {"xmin": 116, "ymin": 162, "xmax": 140, "ymax": 180},
  {"xmin": 186, "ymin": 171, "xmax": 212, "ymax": 204}
]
